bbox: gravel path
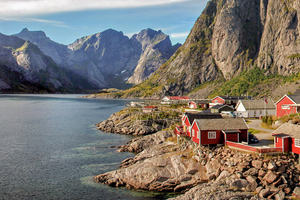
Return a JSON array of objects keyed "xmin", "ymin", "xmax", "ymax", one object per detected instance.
[{"xmin": 247, "ymin": 119, "xmax": 274, "ymax": 147}]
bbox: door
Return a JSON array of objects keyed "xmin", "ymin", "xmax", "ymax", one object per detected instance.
[{"xmin": 226, "ymin": 133, "xmax": 239, "ymax": 142}]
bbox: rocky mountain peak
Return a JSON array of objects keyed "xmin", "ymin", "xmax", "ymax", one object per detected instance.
[
  {"xmin": 17, "ymin": 28, "xmax": 47, "ymax": 40},
  {"xmin": 132, "ymin": 28, "xmax": 168, "ymax": 50}
]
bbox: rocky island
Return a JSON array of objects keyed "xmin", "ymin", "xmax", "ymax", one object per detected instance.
[{"xmin": 94, "ymin": 106, "xmax": 300, "ymax": 200}]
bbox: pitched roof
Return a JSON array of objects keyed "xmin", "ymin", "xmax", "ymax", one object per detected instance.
[
  {"xmin": 216, "ymin": 96, "xmax": 252, "ymax": 101},
  {"xmin": 211, "ymin": 104, "xmax": 234, "ymax": 110},
  {"xmin": 272, "ymin": 123, "xmax": 300, "ymax": 139},
  {"xmin": 237, "ymin": 99, "xmax": 275, "ymax": 110},
  {"xmin": 194, "ymin": 118, "xmax": 248, "ymax": 130},
  {"xmin": 185, "ymin": 112, "xmax": 222, "ymax": 124}
]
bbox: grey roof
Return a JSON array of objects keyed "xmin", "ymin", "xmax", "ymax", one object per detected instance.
[
  {"xmin": 218, "ymin": 96, "xmax": 252, "ymax": 101},
  {"xmin": 185, "ymin": 112, "xmax": 222, "ymax": 124},
  {"xmin": 211, "ymin": 104, "xmax": 234, "ymax": 110},
  {"xmin": 194, "ymin": 118, "xmax": 248, "ymax": 131},
  {"xmin": 238, "ymin": 99, "xmax": 275, "ymax": 110},
  {"xmin": 289, "ymin": 95, "xmax": 300, "ymax": 104},
  {"xmin": 272, "ymin": 123, "xmax": 300, "ymax": 139}
]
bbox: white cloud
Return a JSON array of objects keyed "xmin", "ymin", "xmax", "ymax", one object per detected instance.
[
  {"xmin": 0, "ymin": 0, "xmax": 189, "ymax": 18},
  {"xmin": 0, "ymin": 16, "xmax": 69, "ymax": 28},
  {"xmin": 170, "ymin": 32, "xmax": 189, "ymax": 38}
]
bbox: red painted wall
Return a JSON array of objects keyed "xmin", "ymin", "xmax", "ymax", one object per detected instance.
[
  {"xmin": 212, "ymin": 97, "xmax": 225, "ymax": 105},
  {"xmin": 200, "ymin": 130, "xmax": 224, "ymax": 145},
  {"xmin": 184, "ymin": 117, "xmax": 191, "ymax": 137},
  {"xmin": 283, "ymin": 138, "xmax": 291, "ymax": 153},
  {"xmin": 226, "ymin": 133, "xmax": 238, "ymax": 142},
  {"xmin": 276, "ymin": 96, "xmax": 297, "ymax": 117},
  {"xmin": 292, "ymin": 138, "xmax": 300, "ymax": 154},
  {"xmin": 275, "ymin": 137, "xmax": 283, "ymax": 148},
  {"xmin": 191, "ymin": 123, "xmax": 199, "ymax": 144}
]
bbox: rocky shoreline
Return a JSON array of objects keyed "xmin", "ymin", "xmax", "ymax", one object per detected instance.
[
  {"xmin": 96, "ymin": 107, "xmax": 178, "ymax": 136},
  {"xmin": 95, "ymin": 108, "xmax": 300, "ymax": 200}
]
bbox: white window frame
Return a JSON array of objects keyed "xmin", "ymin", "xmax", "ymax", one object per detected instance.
[
  {"xmin": 189, "ymin": 126, "xmax": 192, "ymax": 133},
  {"xmin": 281, "ymin": 105, "xmax": 290, "ymax": 110},
  {"xmin": 208, "ymin": 131, "xmax": 216, "ymax": 139},
  {"xmin": 295, "ymin": 139, "xmax": 300, "ymax": 148}
]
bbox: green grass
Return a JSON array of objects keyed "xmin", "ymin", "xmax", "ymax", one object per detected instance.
[
  {"xmin": 209, "ymin": 66, "xmax": 300, "ymax": 98},
  {"xmin": 248, "ymin": 128, "xmax": 262, "ymax": 134}
]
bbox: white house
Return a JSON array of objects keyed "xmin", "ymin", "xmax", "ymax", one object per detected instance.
[{"xmin": 235, "ymin": 99, "xmax": 275, "ymax": 118}]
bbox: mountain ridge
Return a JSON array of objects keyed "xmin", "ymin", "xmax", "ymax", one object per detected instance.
[
  {"xmin": 114, "ymin": 0, "xmax": 300, "ymax": 99},
  {"xmin": 12, "ymin": 28, "xmax": 180, "ymax": 90}
]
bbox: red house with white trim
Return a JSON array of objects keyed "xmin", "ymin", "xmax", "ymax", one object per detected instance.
[
  {"xmin": 161, "ymin": 96, "xmax": 190, "ymax": 104},
  {"xmin": 210, "ymin": 96, "xmax": 251, "ymax": 108},
  {"xmin": 181, "ymin": 112, "xmax": 222, "ymax": 137},
  {"xmin": 272, "ymin": 123, "xmax": 300, "ymax": 154},
  {"xmin": 188, "ymin": 100, "xmax": 210, "ymax": 109},
  {"xmin": 275, "ymin": 95, "xmax": 300, "ymax": 117},
  {"xmin": 190, "ymin": 118, "xmax": 248, "ymax": 145}
]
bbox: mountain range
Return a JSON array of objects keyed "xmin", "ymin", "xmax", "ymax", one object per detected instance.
[
  {"xmin": 0, "ymin": 28, "xmax": 180, "ymax": 93},
  {"xmin": 118, "ymin": 0, "xmax": 300, "ymax": 99}
]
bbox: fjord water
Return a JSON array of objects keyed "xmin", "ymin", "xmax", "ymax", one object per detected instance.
[{"xmin": 0, "ymin": 95, "xmax": 159, "ymax": 200}]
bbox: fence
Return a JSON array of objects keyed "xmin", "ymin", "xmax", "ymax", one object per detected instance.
[{"xmin": 226, "ymin": 141, "xmax": 283, "ymax": 154}]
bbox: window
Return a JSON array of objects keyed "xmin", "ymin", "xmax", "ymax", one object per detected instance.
[
  {"xmin": 295, "ymin": 139, "xmax": 300, "ymax": 147},
  {"xmin": 208, "ymin": 131, "xmax": 216, "ymax": 139},
  {"xmin": 281, "ymin": 105, "xmax": 290, "ymax": 110},
  {"xmin": 192, "ymin": 129, "xmax": 195, "ymax": 137}
]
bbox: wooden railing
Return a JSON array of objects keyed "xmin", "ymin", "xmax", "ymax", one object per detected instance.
[{"xmin": 226, "ymin": 141, "xmax": 282, "ymax": 154}]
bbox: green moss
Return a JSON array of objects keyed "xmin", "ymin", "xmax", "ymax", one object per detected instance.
[
  {"xmin": 15, "ymin": 41, "xmax": 30, "ymax": 52},
  {"xmin": 209, "ymin": 66, "xmax": 300, "ymax": 98},
  {"xmin": 287, "ymin": 53, "xmax": 300, "ymax": 59}
]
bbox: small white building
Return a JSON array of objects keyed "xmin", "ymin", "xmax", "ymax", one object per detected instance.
[{"xmin": 235, "ymin": 99, "xmax": 275, "ymax": 118}]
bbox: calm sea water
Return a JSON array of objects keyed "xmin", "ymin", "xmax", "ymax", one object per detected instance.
[{"xmin": 0, "ymin": 95, "xmax": 164, "ymax": 200}]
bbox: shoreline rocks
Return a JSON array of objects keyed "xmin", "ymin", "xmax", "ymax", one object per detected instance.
[
  {"xmin": 94, "ymin": 129, "xmax": 300, "ymax": 199},
  {"xmin": 96, "ymin": 108, "xmax": 172, "ymax": 135}
]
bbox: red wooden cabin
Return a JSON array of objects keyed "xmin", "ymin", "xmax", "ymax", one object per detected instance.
[
  {"xmin": 181, "ymin": 112, "xmax": 222, "ymax": 137},
  {"xmin": 275, "ymin": 95, "xmax": 300, "ymax": 117},
  {"xmin": 210, "ymin": 96, "xmax": 251, "ymax": 108},
  {"xmin": 190, "ymin": 118, "xmax": 249, "ymax": 145},
  {"xmin": 272, "ymin": 123, "xmax": 300, "ymax": 154},
  {"xmin": 188, "ymin": 100, "xmax": 210, "ymax": 109}
]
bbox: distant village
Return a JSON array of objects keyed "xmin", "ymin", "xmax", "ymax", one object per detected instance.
[{"xmin": 132, "ymin": 93, "xmax": 300, "ymax": 159}]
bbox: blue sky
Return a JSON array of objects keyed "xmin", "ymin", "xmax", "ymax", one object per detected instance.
[{"xmin": 0, "ymin": 0, "xmax": 208, "ymax": 45}]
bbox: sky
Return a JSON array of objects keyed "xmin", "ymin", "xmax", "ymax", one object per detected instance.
[{"xmin": 0, "ymin": 0, "xmax": 208, "ymax": 45}]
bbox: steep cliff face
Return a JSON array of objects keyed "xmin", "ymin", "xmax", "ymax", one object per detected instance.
[
  {"xmin": 123, "ymin": 0, "xmax": 300, "ymax": 97},
  {"xmin": 128, "ymin": 29, "xmax": 180, "ymax": 84},
  {"xmin": 258, "ymin": 0, "xmax": 300, "ymax": 75}
]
